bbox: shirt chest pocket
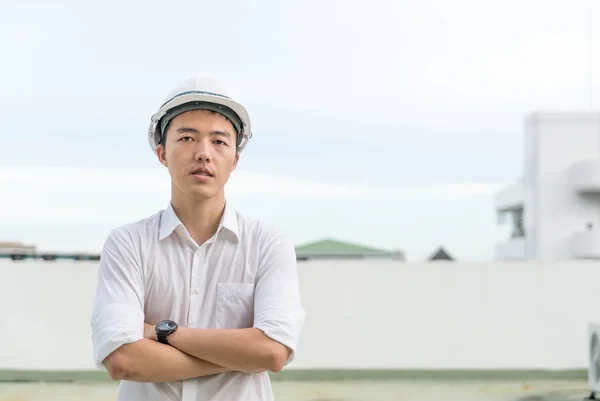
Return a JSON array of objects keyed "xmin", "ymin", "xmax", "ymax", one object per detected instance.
[{"xmin": 216, "ymin": 283, "xmax": 255, "ymax": 329}]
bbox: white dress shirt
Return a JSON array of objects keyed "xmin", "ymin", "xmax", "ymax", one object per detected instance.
[{"xmin": 90, "ymin": 202, "xmax": 305, "ymax": 401}]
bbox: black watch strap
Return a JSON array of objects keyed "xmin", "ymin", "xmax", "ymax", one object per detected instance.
[{"xmin": 157, "ymin": 333, "xmax": 170, "ymax": 345}]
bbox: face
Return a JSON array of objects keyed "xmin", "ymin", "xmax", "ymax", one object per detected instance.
[{"xmin": 156, "ymin": 109, "xmax": 239, "ymax": 202}]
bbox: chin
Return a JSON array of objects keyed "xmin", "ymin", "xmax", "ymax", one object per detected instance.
[
  {"xmin": 173, "ymin": 178, "xmax": 222, "ymax": 201},
  {"xmin": 189, "ymin": 187, "xmax": 219, "ymax": 200}
]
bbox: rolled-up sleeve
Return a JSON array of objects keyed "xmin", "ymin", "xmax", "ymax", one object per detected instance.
[
  {"xmin": 90, "ymin": 228, "xmax": 145, "ymax": 370},
  {"xmin": 253, "ymin": 230, "xmax": 305, "ymax": 366}
]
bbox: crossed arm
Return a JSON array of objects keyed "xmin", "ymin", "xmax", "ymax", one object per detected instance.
[
  {"xmin": 92, "ymin": 228, "xmax": 304, "ymax": 383},
  {"xmin": 102, "ymin": 327, "xmax": 284, "ymax": 382},
  {"xmin": 102, "ymin": 336, "xmax": 229, "ymax": 382}
]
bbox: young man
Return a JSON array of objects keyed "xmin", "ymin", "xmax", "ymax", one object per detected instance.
[{"xmin": 90, "ymin": 76, "xmax": 305, "ymax": 401}]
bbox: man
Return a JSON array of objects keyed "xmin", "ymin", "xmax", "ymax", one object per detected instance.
[{"xmin": 90, "ymin": 75, "xmax": 305, "ymax": 401}]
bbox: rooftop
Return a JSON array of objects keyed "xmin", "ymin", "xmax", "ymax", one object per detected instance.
[{"xmin": 295, "ymin": 238, "xmax": 400, "ymax": 260}]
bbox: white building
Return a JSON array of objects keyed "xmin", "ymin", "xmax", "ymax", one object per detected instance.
[{"xmin": 495, "ymin": 111, "xmax": 600, "ymax": 261}]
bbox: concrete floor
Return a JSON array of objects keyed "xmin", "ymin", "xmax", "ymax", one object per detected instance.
[{"xmin": 0, "ymin": 379, "xmax": 591, "ymax": 401}]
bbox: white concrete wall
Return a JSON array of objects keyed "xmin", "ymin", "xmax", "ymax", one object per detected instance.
[
  {"xmin": 1, "ymin": 259, "xmax": 600, "ymax": 371},
  {"xmin": 526, "ymin": 112, "xmax": 600, "ymax": 261},
  {"xmin": 523, "ymin": 113, "xmax": 538, "ymax": 259},
  {"xmin": 494, "ymin": 238, "xmax": 526, "ymax": 260}
]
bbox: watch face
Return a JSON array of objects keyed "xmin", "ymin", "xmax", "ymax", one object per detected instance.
[{"xmin": 156, "ymin": 320, "xmax": 177, "ymax": 332}]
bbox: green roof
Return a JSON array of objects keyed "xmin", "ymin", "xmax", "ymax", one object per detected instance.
[{"xmin": 295, "ymin": 238, "xmax": 391, "ymax": 257}]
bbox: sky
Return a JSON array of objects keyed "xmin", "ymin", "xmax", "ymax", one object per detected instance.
[{"xmin": 1, "ymin": 0, "xmax": 598, "ymax": 260}]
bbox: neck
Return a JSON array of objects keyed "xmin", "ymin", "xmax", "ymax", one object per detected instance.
[{"xmin": 170, "ymin": 189, "xmax": 226, "ymax": 246}]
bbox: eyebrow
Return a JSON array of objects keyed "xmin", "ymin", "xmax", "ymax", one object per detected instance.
[{"xmin": 175, "ymin": 126, "xmax": 232, "ymax": 138}]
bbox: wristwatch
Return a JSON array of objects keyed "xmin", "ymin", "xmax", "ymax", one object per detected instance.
[{"xmin": 155, "ymin": 320, "xmax": 178, "ymax": 345}]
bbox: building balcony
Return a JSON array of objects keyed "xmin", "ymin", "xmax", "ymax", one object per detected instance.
[
  {"xmin": 494, "ymin": 181, "xmax": 524, "ymax": 212},
  {"xmin": 570, "ymin": 230, "xmax": 600, "ymax": 259},
  {"xmin": 494, "ymin": 237, "xmax": 526, "ymax": 260},
  {"xmin": 568, "ymin": 160, "xmax": 600, "ymax": 193}
]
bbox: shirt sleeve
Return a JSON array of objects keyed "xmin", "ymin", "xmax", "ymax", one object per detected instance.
[
  {"xmin": 252, "ymin": 229, "xmax": 305, "ymax": 366},
  {"xmin": 90, "ymin": 227, "xmax": 145, "ymax": 370}
]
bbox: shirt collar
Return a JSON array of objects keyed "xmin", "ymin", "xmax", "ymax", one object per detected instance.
[{"xmin": 158, "ymin": 202, "xmax": 240, "ymax": 243}]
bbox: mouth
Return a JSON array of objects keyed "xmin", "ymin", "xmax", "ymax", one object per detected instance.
[{"xmin": 190, "ymin": 167, "xmax": 214, "ymax": 178}]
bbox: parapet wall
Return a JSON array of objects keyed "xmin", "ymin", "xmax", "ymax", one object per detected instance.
[{"xmin": 1, "ymin": 259, "xmax": 598, "ymax": 372}]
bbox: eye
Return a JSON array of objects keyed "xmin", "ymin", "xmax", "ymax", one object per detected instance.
[
  {"xmin": 179, "ymin": 136, "xmax": 193, "ymax": 142},
  {"xmin": 214, "ymin": 139, "xmax": 228, "ymax": 146}
]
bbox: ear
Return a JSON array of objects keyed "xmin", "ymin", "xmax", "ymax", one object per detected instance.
[{"xmin": 156, "ymin": 145, "xmax": 168, "ymax": 167}]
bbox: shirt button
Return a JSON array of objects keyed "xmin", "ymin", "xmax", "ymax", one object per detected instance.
[{"xmin": 192, "ymin": 289, "xmax": 199, "ymax": 295}]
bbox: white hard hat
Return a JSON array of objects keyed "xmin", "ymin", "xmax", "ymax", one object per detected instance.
[{"xmin": 148, "ymin": 76, "xmax": 252, "ymax": 153}]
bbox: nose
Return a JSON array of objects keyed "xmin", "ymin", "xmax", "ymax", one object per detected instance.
[{"xmin": 194, "ymin": 139, "xmax": 213, "ymax": 162}]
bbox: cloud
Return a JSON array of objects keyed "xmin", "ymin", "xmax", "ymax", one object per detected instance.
[
  {"xmin": 396, "ymin": 182, "xmax": 506, "ymax": 198},
  {"xmin": 0, "ymin": 165, "xmax": 505, "ymax": 226}
]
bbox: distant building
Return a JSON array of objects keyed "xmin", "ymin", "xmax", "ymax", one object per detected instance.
[
  {"xmin": 494, "ymin": 111, "xmax": 600, "ymax": 261},
  {"xmin": 295, "ymin": 238, "xmax": 404, "ymax": 261},
  {"xmin": 0, "ymin": 241, "xmax": 99, "ymax": 261},
  {"xmin": 428, "ymin": 246, "xmax": 454, "ymax": 261},
  {"xmin": 0, "ymin": 241, "xmax": 36, "ymax": 259}
]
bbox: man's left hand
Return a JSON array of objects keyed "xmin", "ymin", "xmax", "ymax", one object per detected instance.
[{"xmin": 144, "ymin": 322, "xmax": 158, "ymax": 341}]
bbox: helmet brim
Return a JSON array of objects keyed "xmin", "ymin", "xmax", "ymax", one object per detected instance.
[{"xmin": 148, "ymin": 91, "xmax": 252, "ymax": 154}]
